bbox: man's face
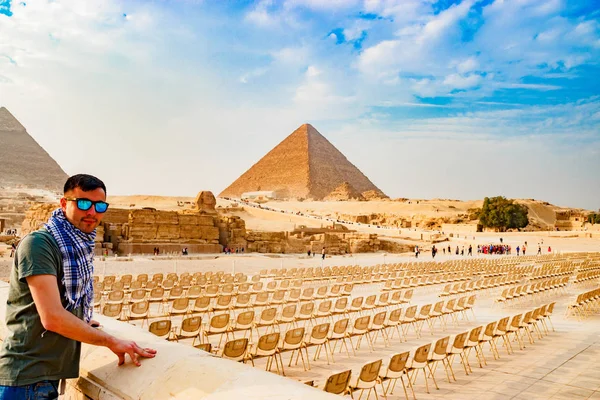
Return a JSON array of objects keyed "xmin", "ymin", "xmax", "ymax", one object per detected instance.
[{"xmin": 60, "ymin": 187, "xmax": 107, "ymax": 233}]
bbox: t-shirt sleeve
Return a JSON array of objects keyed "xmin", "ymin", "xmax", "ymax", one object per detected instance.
[{"xmin": 17, "ymin": 233, "xmax": 59, "ymax": 282}]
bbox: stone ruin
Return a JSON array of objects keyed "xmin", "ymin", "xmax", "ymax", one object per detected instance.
[
  {"xmin": 21, "ymin": 191, "xmax": 411, "ymax": 255},
  {"xmin": 22, "ymin": 192, "xmax": 234, "ymax": 255}
]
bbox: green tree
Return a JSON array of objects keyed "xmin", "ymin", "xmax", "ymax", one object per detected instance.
[
  {"xmin": 476, "ymin": 196, "xmax": 529, "ymax": 231},
  {"xmin": 588, "ymin": 213, "xmax": 600, "ymax": 224}
]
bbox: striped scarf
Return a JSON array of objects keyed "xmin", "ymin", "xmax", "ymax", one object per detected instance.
[{"xmin": 44, "ymin": 208, "xmax": 95, "ymax": 323}]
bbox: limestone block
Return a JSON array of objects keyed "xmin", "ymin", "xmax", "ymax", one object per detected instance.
[
  {"xmin": 179, "ymin": 214, "xmax": 215, "ymax": 226},
  {"xmin": 154, "ymin": 211, "xmax": 179, "ymax": 225},
  {"xmin": 129, "ymin": 210, "xmax": 156, "ymax": 224},
  {"xmin": 128, "ymin": 224, "xmax": 158, "ymax": 241},
  {"xmin": 156, "ymin": 224, "xmax": 180, "ymax": 240},
  {"xmin": 179, "ymin": 225, "xmax": 204, "ymax": 240}
]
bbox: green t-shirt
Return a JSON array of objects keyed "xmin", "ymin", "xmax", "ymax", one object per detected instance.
[{"xmin": 0, "ymin": 229, "xmax": 83, "ymax": 386}]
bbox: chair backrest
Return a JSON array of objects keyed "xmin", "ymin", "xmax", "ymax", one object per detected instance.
[
  {"xmin": 468, "ymin": 326, "xmax": 482, "ymax": 343},
  {"xmin": 317, "ymin": 286, "xmax": 328, "ymax": 296},
  {"xmin": 359, "ymin": 359, "xmax": 383, "ymax": 383},
  {"xmin": 354, "ymin": 315, "xmax": 370, "ymax": 331},
  {"xmin": 547, "ymin": 302, "xmax": 555, "ymax": 314},
  {"xmin": 284, "ymin": 327, "xmax": 305, "ymax": 346},
  {"xmin": 311, "ymin": 323, "xmax": 330, "ymax": 340},
  {"xmin": 388, "ymin": 308, "xmax": 402, "ymax": 323},
  {"xmin": 281, "ymin": 304, "xmax": 297, "ymax": 318},
  {"xmin": 497, "ymin": 316, "xmax": 509, "ymax": 332},
  {"xmin": 257, "ymin": 332, "xmax": 280, "ymax": 352},
  {"xmin": 150, "ymin": 287, "xmax": 165, "ymax": 298},
  {"xmin": 181, "ymin": 316, "xmax": 202, "ymax": 333},
  {"xmin": 452, "ymin": 332, "xmax": 468, "ymax": 350},
  {"xmin": 194, "ymin": 296, "xmax": 211, "ymax": 309},
  {"xmin": 195, "ymin": 343, "xmax": 212, "ymax": 353},
  {"xmin": 172, "ymin": 297, "xmax": 189, "ymax": 310},
  {"xmin": 210, "ymin": 313, "xmax": 230, "ymax": 329},
  {"xmin": 318, "ymin": 300, "xmax": 332, "ymax": 313},
  {"xmin": 260, "ymin": 307, "xmax": 277, "ymax": 322},
  {"xmin": 255, "ymin": 292, "xmax": 270, "ymax": 303},
  {"xmin": 388, "ymin": 351, "xmax": 410, "ymax": 372},
  {"xmin": 405, "ymin": 305, "xmax": 417, "ymax": 318},
  {"xmin": 414, "ymin": 343, "xmax": 431, "ymax": 363},
  {"xmin": 216, "ymin": 294, "xmax": 232, "ymax": 307},
  {"xmin": 223, "ymin": 338, "xmax": 248, "ymax": 359},
  {"xmin": 102, "ymin": 303, "xmax": 122, "ymax": 318},
  {"xmin": 170, "ymin": 286, "xmax": 184, "ymax": 297},
  {"xmin": 108, "ymin": 290, "xmax": 124, "ymax": 302},
  {"xmin": 351, "ymin": 297, "xmax": 364, "ymax": 308},
  {"xmin": 510, "ymin": 314, "xmax": 522, "ymax": 328},
  {"xmin": 149, "ymin": 320, "xmax": 171, "ymax": 338},
  {"xmin": 484, "ymin": 321, "xmax": 496, "ymax": 337},
  {"xmin": 334, "ymin": 297, "xmax": 348, "ymax": 310},
  {"xmin": 372, "ymin": 311, "xmax": 387, "ymax": 327},
  {"xmin": 131, "ymin": 300, "xmax": 149, "ymax": 315},
  {"xmin": 365, "ymin": 295, "xmax": 376, "ymax": 306},
  {"xmin": 433, "ymin": 301, "xmax": 444, "ymax": 313},
  {"xmin": 324, "ymin": 370, "xmax": 352, "ymax": 395},
  {"xmin": 299, "ymin": 302, "xmax": 314, "ymax": 315},
  {"xmin": 333, "ymin": 318, "xmax": 350, "ymax": 334},
  {"xmin": 236, "ymin": 310, "xmax": 255, "ymax": 326},
  {"xmin": 433, "ymin": 336, "xmax": 450, "ymax": 356}
]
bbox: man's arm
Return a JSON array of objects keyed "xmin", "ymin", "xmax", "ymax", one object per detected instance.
[{"xmin": 27, "ymin": 274, "xmax": 156, "ymax": 366}]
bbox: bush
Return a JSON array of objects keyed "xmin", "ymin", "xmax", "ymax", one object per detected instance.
[{"xmin": 476, "ymin": 196, "xmax": 529, "ymax": 231}]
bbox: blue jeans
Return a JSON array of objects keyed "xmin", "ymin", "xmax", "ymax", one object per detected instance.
[{"xmin": 0, "ymin": 380, "xmax": 59, "ymax": 399}]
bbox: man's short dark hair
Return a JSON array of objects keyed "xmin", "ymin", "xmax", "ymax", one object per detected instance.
[{"xmin": 64, "ymin": 174, "xmax": 107, "ymax": 194}]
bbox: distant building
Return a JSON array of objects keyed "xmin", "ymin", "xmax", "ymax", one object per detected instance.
[{"xmin": 241, "ymin": 191, "xmax": 278, "ymax": 202}]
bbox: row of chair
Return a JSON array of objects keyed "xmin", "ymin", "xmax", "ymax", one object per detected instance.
[
  {"xmin": 321, "ymin": 302, "xmax": 556, "ymax": 399},
  {"xmin": 494, "ymin": 277, "xmax": 568, "ymax": 305},
  {"xmin": 438, "ymin": 275, "xmax": 520, "ymax": 297},
  {"xmin": 567, "ymin": 287, "xmax": 600, "ymax": 320}
]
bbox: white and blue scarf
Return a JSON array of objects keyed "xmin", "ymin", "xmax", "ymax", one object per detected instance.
[{"xmin": 44, "ymin": 208, "xmax": 95, "ymax": 322}]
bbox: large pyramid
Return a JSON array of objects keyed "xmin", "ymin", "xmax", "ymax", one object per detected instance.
[
  {"xmin": 0, "ymin": 107, "xmax": 68, "ymax": 191},
  {"xmin": 219, "ymin": 124, "xmax": 387, "ymax": 200}
]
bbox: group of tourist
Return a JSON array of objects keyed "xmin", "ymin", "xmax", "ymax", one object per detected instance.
[
  {"xmin": 223, "ymin": 246, "xmax": 244, "ymax": 254},
  {"xmin": 479, "ymin": 244, "xmax": 511, "ymax": 255}
]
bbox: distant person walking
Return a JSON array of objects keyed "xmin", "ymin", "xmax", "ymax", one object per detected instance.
[
  {"xmin": 468, "ymin": 245, "xmax": 472, "ymax": 256},
  {"xmin": 537, "ymin": 246, "xmax": 542, "ymax": 255},
  {"xmin": 516, "ymin": 246, "xmax": 520, "ymax": 256},
  {"xmin": 321, "ymin": 248, "xmax": 326, "ymax": 260}
]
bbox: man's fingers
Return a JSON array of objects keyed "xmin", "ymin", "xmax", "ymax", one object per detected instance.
[
  {"xmin": 118, "ymin": 353, "xmax": 125, "ymax": 366},
  {"xmin": 136, "ymin": 347, "xmax": 157, "ymax": 358},
  {"xmin": 128, "ymin": 349, "xmax": 141, "ymax": 366}
]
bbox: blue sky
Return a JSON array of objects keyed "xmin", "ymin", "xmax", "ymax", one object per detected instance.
[{"xmin": 0, "ymin": 0, "xmax": 599, "ymax": 209}]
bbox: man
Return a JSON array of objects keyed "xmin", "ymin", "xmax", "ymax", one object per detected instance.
[{"xmin": 0, "ymin": 174, "xmax": 156, "ymax": 399}]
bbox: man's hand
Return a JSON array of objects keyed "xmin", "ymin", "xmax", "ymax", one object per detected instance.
[{"xmin": 108, "ymin": 338, "xmax": 157, "ymax": 366}]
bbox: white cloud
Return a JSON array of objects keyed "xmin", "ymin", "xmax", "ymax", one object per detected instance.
[
  {"xmin": 455, "ymin": 57, "xmax": 479, "ymax": 74},
  {"xmin": 443, "ymin": 73, "xmax": 482, "ymax": 89}
]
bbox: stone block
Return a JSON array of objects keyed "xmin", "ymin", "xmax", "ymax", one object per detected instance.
[{"xmin": 156, "ymin": 225, "xmax": 180, "ymax": 240}]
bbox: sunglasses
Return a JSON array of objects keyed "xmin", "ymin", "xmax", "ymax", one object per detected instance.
[{"xmin": 65, "ymin": 197, "xmax": 109, "ymax": 213}]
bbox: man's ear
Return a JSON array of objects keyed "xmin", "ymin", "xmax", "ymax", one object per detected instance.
[{"xmin": 60, "ymin": 197, "xmax": 67, "ymax": 211}]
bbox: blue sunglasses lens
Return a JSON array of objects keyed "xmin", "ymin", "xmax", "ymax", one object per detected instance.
[
  {"xmin": 76, "ymin": 199, "xmax": 93, "ymax": 211},
  {"xmin": 95, "ymin": 202, "xmax": 108, "ymax": 213},
  {"xmin": 75, "ymin": 199, "xmax": 108, "ymax": 213}
]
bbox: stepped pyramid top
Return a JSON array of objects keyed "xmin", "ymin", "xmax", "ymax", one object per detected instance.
[
  {"xmin": 0, "ymin": 107, "xmax": 68, "ymax": 190},
  {"xmin": 219, "ymin": 123, "xmax": 386, "ymax": 200}
]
